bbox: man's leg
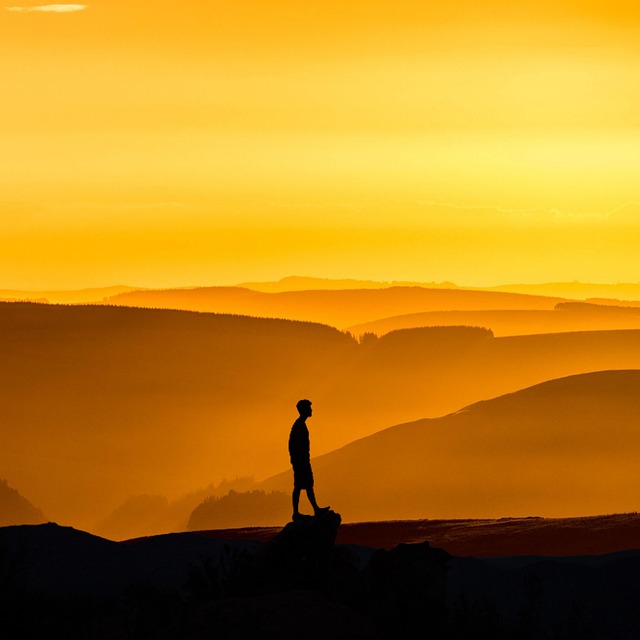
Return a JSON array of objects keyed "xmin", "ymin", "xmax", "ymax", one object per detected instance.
[
  {"xmin": 292, "ymin": 487, "xmax": 301, "ymax": 518},
  {"xmin": 306, "ymin": 487, "xmax": 329, "ymax": 515}
]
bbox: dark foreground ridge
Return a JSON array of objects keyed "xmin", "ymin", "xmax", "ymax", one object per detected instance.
[
  {"xmin": 3, "ymin": 515, "xmax": 640, "ymax": 639},
  {"xmin": 197, "ymin": 512, "xmax": 640, "ymax": 557}
]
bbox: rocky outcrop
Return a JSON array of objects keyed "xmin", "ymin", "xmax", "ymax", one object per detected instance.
[
  {"xmin": 234, "ymin": 511, "xmax": 366, "ymax": 605},
  {"xmin": 0, "ymin": 515, "xmax": 451, "ymax": 640},
  {"xmin": 224, "ymin": 510, "xmax": 451, "ymax": 639}
]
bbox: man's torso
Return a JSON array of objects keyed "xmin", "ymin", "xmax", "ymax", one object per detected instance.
[{"xmin": 288, "ymin": 417, "xmax": 310, "ymax": 467}]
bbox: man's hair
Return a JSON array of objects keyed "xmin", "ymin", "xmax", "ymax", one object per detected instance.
[{"xmin": 296, "ymin": 399, "xmax": 312, "ymax": 413}]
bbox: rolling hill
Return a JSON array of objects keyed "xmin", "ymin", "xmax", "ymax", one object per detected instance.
[
  {"xmin": 0, "ymin": 302, "xmax": 354, "ymax": 529},
  {"xmin": 348, "ymin": 301, "xmax": 640, "ymax": 338},
  {"xmin": 261, "ymin": 370, "xmax": 640, "ymax": 521}
]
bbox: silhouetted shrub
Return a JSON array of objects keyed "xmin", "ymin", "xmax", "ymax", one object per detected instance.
[{"xmin": 359, "ymin": 332, "xmax": 379, "ymax": 345}]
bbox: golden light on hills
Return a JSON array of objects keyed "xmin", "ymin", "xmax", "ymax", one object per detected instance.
[
  {"xmin": 3, "ymin": 0, "xmax": 640, "ymax": 539},
  {"xmin": 3, "ymin": 301, "xmax": 640, "ymax": 534},
  {"xmin": 262, "ymin": 370, "xmax": 640, "ymax": 520}
]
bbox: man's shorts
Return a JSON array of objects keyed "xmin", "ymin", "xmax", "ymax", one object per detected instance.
[{"xmin": 293, "ymin": 463, "xmax": 314, "ymax": 490}]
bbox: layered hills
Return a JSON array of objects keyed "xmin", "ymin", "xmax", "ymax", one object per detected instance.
[
  {"xmin": 261, "ymin": 370, "xmax": 640, "ymax": 521},
  {"xmin": 3, "ymin": 301, "xmax": 640, "ymax": 533},
  {"xmin": 0, "ymin": 302, "xmax": 353, "ymax": 529},
  {"xmin": 237, "ymin": 276, "xmax": 640, "ymax": 301},
  {"xmin": 103, "ymin": 285, "xmax": 563, "ymax": 328},
  {"xmin": 5, "ymin": 278, "xmax": 640, "ymax": 310},
  {"xmin": 349, "ymin": 301, "xmax": 640, "ymax": 338}
]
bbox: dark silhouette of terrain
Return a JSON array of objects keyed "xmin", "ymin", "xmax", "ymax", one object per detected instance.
[
  {"xmin": 0, "ymin": 511, "xmax": 448, "ymax": 639},
  {"xmin": 196, "ymin": 513, "xmax": 640, "ymax": 558},
  {"xmin": 0, "ymin": 514, "xmax": 448, "ymax": 640},
  {"xmin": 4, "ymin": 516, "xmax": 640, "ymax": 639},
  {"xmin": 336, "ymin": 513, "xmax": 640, "ymax": 557}
]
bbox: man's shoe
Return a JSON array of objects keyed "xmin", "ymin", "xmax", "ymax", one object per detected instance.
[{"xmin": 314, "ymin": 506, "xmax": 330, "ymax": 516}]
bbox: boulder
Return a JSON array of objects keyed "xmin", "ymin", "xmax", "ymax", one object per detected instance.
[{"xmin": 233, "ymin": 510, "xmax": 364, "ymax": 604}]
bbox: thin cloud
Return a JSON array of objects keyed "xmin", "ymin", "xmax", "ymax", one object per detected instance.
[
  {"xmin": 415, "ymin": 200, "xmax": 640, "ymax": 224},
  {"xmin": 6, "ymin": 4, "xmax": 87, "ymax": 12}
]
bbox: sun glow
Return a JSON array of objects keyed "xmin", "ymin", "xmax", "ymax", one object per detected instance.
[{"xmin": 2, "ymin": 0, "xmax": 640, "ymax": 287}]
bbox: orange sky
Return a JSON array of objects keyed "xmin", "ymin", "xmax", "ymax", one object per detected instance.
[{"xmin": 2, "ymin": 0, "xmax": 640, "ymax": 289}]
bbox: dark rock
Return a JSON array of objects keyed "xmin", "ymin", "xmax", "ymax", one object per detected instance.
[
  {"xmin": 268, "ymin": 509, "xmax": 342, "ymax": 560},
  {"xmin": 234, "ymin": 510, "xmax": 365, "ymax": 605},
  {"xmin": 232, "ymin": 511, "xmax": 451, "ymax": 639},
  {"xmin": 363, "ymin": 541, "xmax": 451, "ymax": 639}
]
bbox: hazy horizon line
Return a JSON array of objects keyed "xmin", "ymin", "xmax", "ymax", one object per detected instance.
[{"xmin": 3, "ymin": 275, "xmax": 640, "ymax": 294}]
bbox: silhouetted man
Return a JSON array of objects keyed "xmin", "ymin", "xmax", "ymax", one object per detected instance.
[{"xmin": 289, "ymin": 399, "xmax": 329, "ymax": 521}]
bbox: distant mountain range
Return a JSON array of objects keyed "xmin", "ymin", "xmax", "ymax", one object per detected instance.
[
  {"xmin": 237, "ymin": 276, "xmax": 640, "ymax": 302},
  {"xmin": 236, "ymin": 275, "xmax": 459, "ymax": 292},
  {"xmin": 0, "ymin": 285, "xmax": 137, "ymax": 304},
  {"xmin": 4, "ymin": 278, "xmax": 640, "ymax": 307},
  {"xmin": 261, "ymin": 370, "xmax": 640, "ymax": 521},
  {"xmin": 103, "ymin": 285, "xmax": 563, "ymax": 328}
]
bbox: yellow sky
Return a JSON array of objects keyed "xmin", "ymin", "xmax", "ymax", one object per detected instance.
[{"xmin": 2, "ymin": 0, "xmax": 640, "ymax": 288}]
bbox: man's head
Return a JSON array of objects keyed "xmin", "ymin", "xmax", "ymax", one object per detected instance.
[{"xmin": 296, "ymin": 399, "xmax": 312, "ymax": 419}]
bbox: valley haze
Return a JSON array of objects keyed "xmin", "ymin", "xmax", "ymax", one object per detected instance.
[{"xmin": 1, "ymin": 279, "xmax": 640, "ymax": 539}]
